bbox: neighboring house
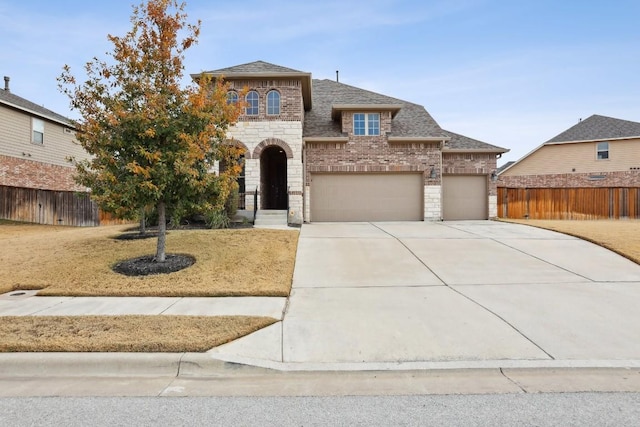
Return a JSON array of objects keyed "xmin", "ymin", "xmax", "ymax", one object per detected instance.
[
  {"xmin": 0, "ymin": 76, "xmax": 87, "ymax": 192},
  {"xmin": 0, "ymin": 76, "xmax": 95, "ymax": 225},
  {"xmin": 497, "ymin": 114, "xmax": 640, "ymax": 219},
  {"xmin": 196, "ymin": 61, "xmax": 508, "ymax": 224},
  {"xmin": 499, "ymin": 114, "xmax": 640, "ymax": 188}
]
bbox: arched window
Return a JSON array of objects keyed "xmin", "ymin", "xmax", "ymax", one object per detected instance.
[
  {"xmin": 227, "ymin": 91, "xmax": 238, "ymax": 104},
  {"xmin": 267, "ymin": 90, "xmax": 280, "ymax": 115},
  {"xmin": 246, "ymin": 91, "xmax": 259, "ymax": 115}
]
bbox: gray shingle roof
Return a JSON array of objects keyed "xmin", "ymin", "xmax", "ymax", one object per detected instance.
[
  {"xmin": 546, "ymin": 114, "xmax": 640, "ymax": 143},
  {"xmin": 304, "ymin": 79, "xmax": 447, "ymax": 138},
  {"xmin": 0, "ymin": 88, "xmax": 72, "ymax": 126},
  {"xmin": 202, "ymin": 60, "xmax": 307, "ymax": 75},
  {"xmin": 443, "ymin": 129, "xmax": 508, "ymax": 152}
]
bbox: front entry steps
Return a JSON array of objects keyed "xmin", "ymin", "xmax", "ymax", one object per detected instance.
[{"xmin": 254, "ymin": 210, "xmax": 288, "ymax": 227}]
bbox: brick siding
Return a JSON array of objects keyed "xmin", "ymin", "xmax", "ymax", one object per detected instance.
[
  {"xmin": 442, "ymin": 152, "xmax": 499, "ymax": 196},
  {"xmin": 228, "ymin": 79, "xmax": 303, "ymax": 122},
  {"xmin": 0, "ymin": 154, "xmax": 85, "ymax": 192},
  {"xmin": 499, "ymin": 170, "xmax": 640, "ymax": 188}
]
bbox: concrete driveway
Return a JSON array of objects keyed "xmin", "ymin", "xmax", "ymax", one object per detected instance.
[{"xmin": 210, "ymin": 221, "xmax": 640, "ymax": 369}]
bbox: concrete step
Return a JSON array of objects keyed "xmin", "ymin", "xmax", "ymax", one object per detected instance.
[{"xmin": 254, "ymin": 210, "xmax": 288, "ymax": 226}]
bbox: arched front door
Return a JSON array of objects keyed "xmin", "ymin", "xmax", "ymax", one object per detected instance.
[{"xmin": 260, "ymin": 146, "xmax": 287, "ymax": 209}]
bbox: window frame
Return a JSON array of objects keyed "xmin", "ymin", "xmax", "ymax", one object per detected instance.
[
  {"xmin": 245, "ymin": 91, "xmax": 259, "ymax": 115},
  {"xmin": 596, "ymin": 141, "xmax": 609, "ymax": 160},
  {"xmin": 353, "ymin": 113, "xmax": 380, "ymax": 136},
  {"xmin": 32, "ymin": 118, "xmax": 44, "ymax": 145},
  {"xmin": 267, "ymin": 90, "xmax": 280, "ymax": 115},
  {"xmin": 227, "ymin": 90, "xmax": 238, "ymax": 105}
]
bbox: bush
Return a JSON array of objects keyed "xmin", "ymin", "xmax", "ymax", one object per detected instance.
[
  {"xmin": 225, "ymin": 185, "xmax": 240, "ymax": 218},
  {"xmin": 206, "ymin": 209, "xmax": 231, "ymax": 229}
]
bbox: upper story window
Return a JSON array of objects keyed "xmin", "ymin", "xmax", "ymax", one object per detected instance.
[
  {"xmin": 227, "ymin": 91, "xmax": 238, "ymax": 104},
  {"xmin": 32, "ymin": 118, "xmax": 44, "ymax": 144},
  {"xmin": 245, "ymin": 91, "xmax": 259, "ymax": 115},
  {"xmin": 353, "ymin": 113, "xmax": 380, "ymax": 136},
  {"xmin": 597, "ymin": 141, "xmax": 609, "ymax": 160},
  {"xmin": 267, "ymin": 90, "xmax": 280, "ymax": 115}
]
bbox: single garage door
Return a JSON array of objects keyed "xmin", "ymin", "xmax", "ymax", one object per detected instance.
[
  {"xmin": 311, "ymin": 173, "xmax": 423, "ymax": 222},
  {"xmin": 442, "ymin": 175, "xmax": 488, "ymax": 220}
]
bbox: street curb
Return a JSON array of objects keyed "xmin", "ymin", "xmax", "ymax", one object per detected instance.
[{"xmin": 1, "ymin": 353, "xmax": 640, "ymax": 378}]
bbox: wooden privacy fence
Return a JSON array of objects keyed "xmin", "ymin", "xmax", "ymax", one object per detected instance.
[
  {"xmin": 498, "ymin": 187, "xmax": 640, "ymax": 220},
  {"xmin": 0, "ymin": 186, "xmax": 127, "ymax": 227}
]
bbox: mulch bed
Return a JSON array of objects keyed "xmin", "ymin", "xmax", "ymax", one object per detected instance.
[{"xmin": 112, "ymin": 254, "xmax": 196, "ymax": 276}]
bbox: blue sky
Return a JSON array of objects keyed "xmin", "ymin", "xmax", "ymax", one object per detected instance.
[{"xmin": 1, "ymin": 0, "xmax": 639, "ymax": 165}]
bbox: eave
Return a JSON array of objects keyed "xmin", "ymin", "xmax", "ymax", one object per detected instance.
[{"xmin": 331, "ymin": 104, "xmax": 403, "ymax": 120}]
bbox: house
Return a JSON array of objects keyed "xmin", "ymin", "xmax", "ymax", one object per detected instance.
[
  {"xmin": 499, "ymin": 114, "xmax": 640, "ymax": 188},
  {"xmin": 498, "ymin": 114, "xmax": 640, "ymax": 219},
  {"xmin": 0, "ymin": 76, "xmax": 95, "ymax": 225},
  {"xmin": 196, "ymin": 61, "xmax": 508, "ymax": 224}
]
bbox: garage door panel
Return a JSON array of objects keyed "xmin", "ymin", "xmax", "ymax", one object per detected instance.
[
  {"xmin": 442, "ymin": 175, "xmax": 487, "ymax": 220},
  {"xmin": 311, "ymin": 173, "xmax": 423, "ymax": 222}
]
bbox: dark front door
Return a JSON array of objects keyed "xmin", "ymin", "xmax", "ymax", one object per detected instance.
[{"xmin": 260, "ymin": 146, "xmax": 287, "ymax": 209}]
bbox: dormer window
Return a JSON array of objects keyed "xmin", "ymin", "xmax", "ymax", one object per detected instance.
[
  {"xmin": 267, "ymin": 90, "xmax": 280, "ymax": 115},
  {"xmin": 246, "ymin": 91, "xmax": 259, "ymax": 115},
  {"xmin": 353, "ymin": 113, "xmax": 380, "ymax": 136}
]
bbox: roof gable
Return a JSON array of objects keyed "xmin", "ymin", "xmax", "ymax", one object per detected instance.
[
  {"xmin": 194, "ymin": 60, "xmax": 312, "ymax": 110},
  {"xmin": 0, "ymin": 88, "xmax": 72, "ymax": 127},
  {"xmin": 546, "ymin": 114, "xmax": 640, "ymax": 143},
  {"xmin": 201, "ymin": 60, "xmax": 307, "ymax": 75}
]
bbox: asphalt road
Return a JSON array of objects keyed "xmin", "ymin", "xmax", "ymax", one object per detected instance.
[{"xmin": 1, "ymin": 393, "xmax": 638, "ymax": 426}]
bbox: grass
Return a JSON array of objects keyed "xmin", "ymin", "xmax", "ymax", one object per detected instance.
[
  {"xmin": 0, "ymin": 221, "xmax": 298, "ymax": 352},
  {"xmin": 500, "ymin": 219, "xmax": 640, "ymax": 264},
  {"xmin": 0, "ymin": 223, "xmax": 299, "ymax": 297},
  {"xmin": 0, "ymin": 315, "xmax": 276, "ymax": 352}
]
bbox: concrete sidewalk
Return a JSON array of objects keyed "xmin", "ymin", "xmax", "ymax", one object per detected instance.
[
  {"xmin": 0, "ymin": 292, "xmax": 286, "ymax": 318},
  {"xmin": 2, "ymin": 220, "xmax": 640, "ymax": 379}
]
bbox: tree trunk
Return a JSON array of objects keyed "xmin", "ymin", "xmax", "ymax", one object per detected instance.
[
  {"xmin": 156, "ymin": 201, "xmax": 167, "ymax": 262},
  {"xmin": 139, "ymin": 207, "xmax": 146, "ymax": 235}
]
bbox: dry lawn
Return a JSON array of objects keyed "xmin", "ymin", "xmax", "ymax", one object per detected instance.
[
  {"xmin": 0, "ymin": 315, "xmax": 276, "ymax": 352},
  {"xmin": 0, "ymin": 222, "xmax": 295, "ymax": 352},
  {"xmin": 0, "ymin": 223, "xmax": 299, "ymax": 296},
  {"xmin": 502, "ymin": 219, "xmax": 640, "ymax": 264}
]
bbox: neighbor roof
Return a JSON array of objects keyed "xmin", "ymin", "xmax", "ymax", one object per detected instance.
[
  {"xmin": 0, "ymin": 87, "xmax": 73, "ymax": 127},
  {"xmin": 546, "ymin": 114, "xmax": 640, "ymax": 143}
]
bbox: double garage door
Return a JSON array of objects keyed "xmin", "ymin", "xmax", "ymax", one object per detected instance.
[
  {"xmin": 310, "ymin": 173, "xmax": 423, "ymax": 222},
  {"xmin": 310, "ymin": 173, "xmax": 488, "ymax": 222}
]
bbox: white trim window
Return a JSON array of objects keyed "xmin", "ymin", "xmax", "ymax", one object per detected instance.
[
  {"xmin": 267, "ymin": 90, "xmax": 280, "ymax": 115},
  {"xmin": 32, "ymin": 118, "xmax": 44, "ymax": 144},
  {"xmin": 246, "ymin": 91, "xmax": 259, "ymax": 115},
  {"xmin": 227, "ymin": 91, "xmax": 238, "ymax": 104},
  {"xmin": 596, "ymin": 141, "xmax": 609, "ymax": 160},
  {"xmin": 353, "ymin": 113, "xmax": 380, "ymax": 136}
]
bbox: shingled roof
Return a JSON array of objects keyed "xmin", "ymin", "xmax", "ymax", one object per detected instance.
[
  {"xmin": 0, "ymin": 86, "xmax": 72, "ymax": 127},
  {"xmin": 546, "ymin": 114, "xmax": 640, "ymax": 143},
  {"xmin": 443, "ymin": 129, "xmax": 508, "ymax": 153},
  {"xmin": 304, "ymin": 79, "xmax": 447, "ymax": 139},
  {"xmin": 200, "ymin": 60, "xmax": 307, "ymax": 75}
]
